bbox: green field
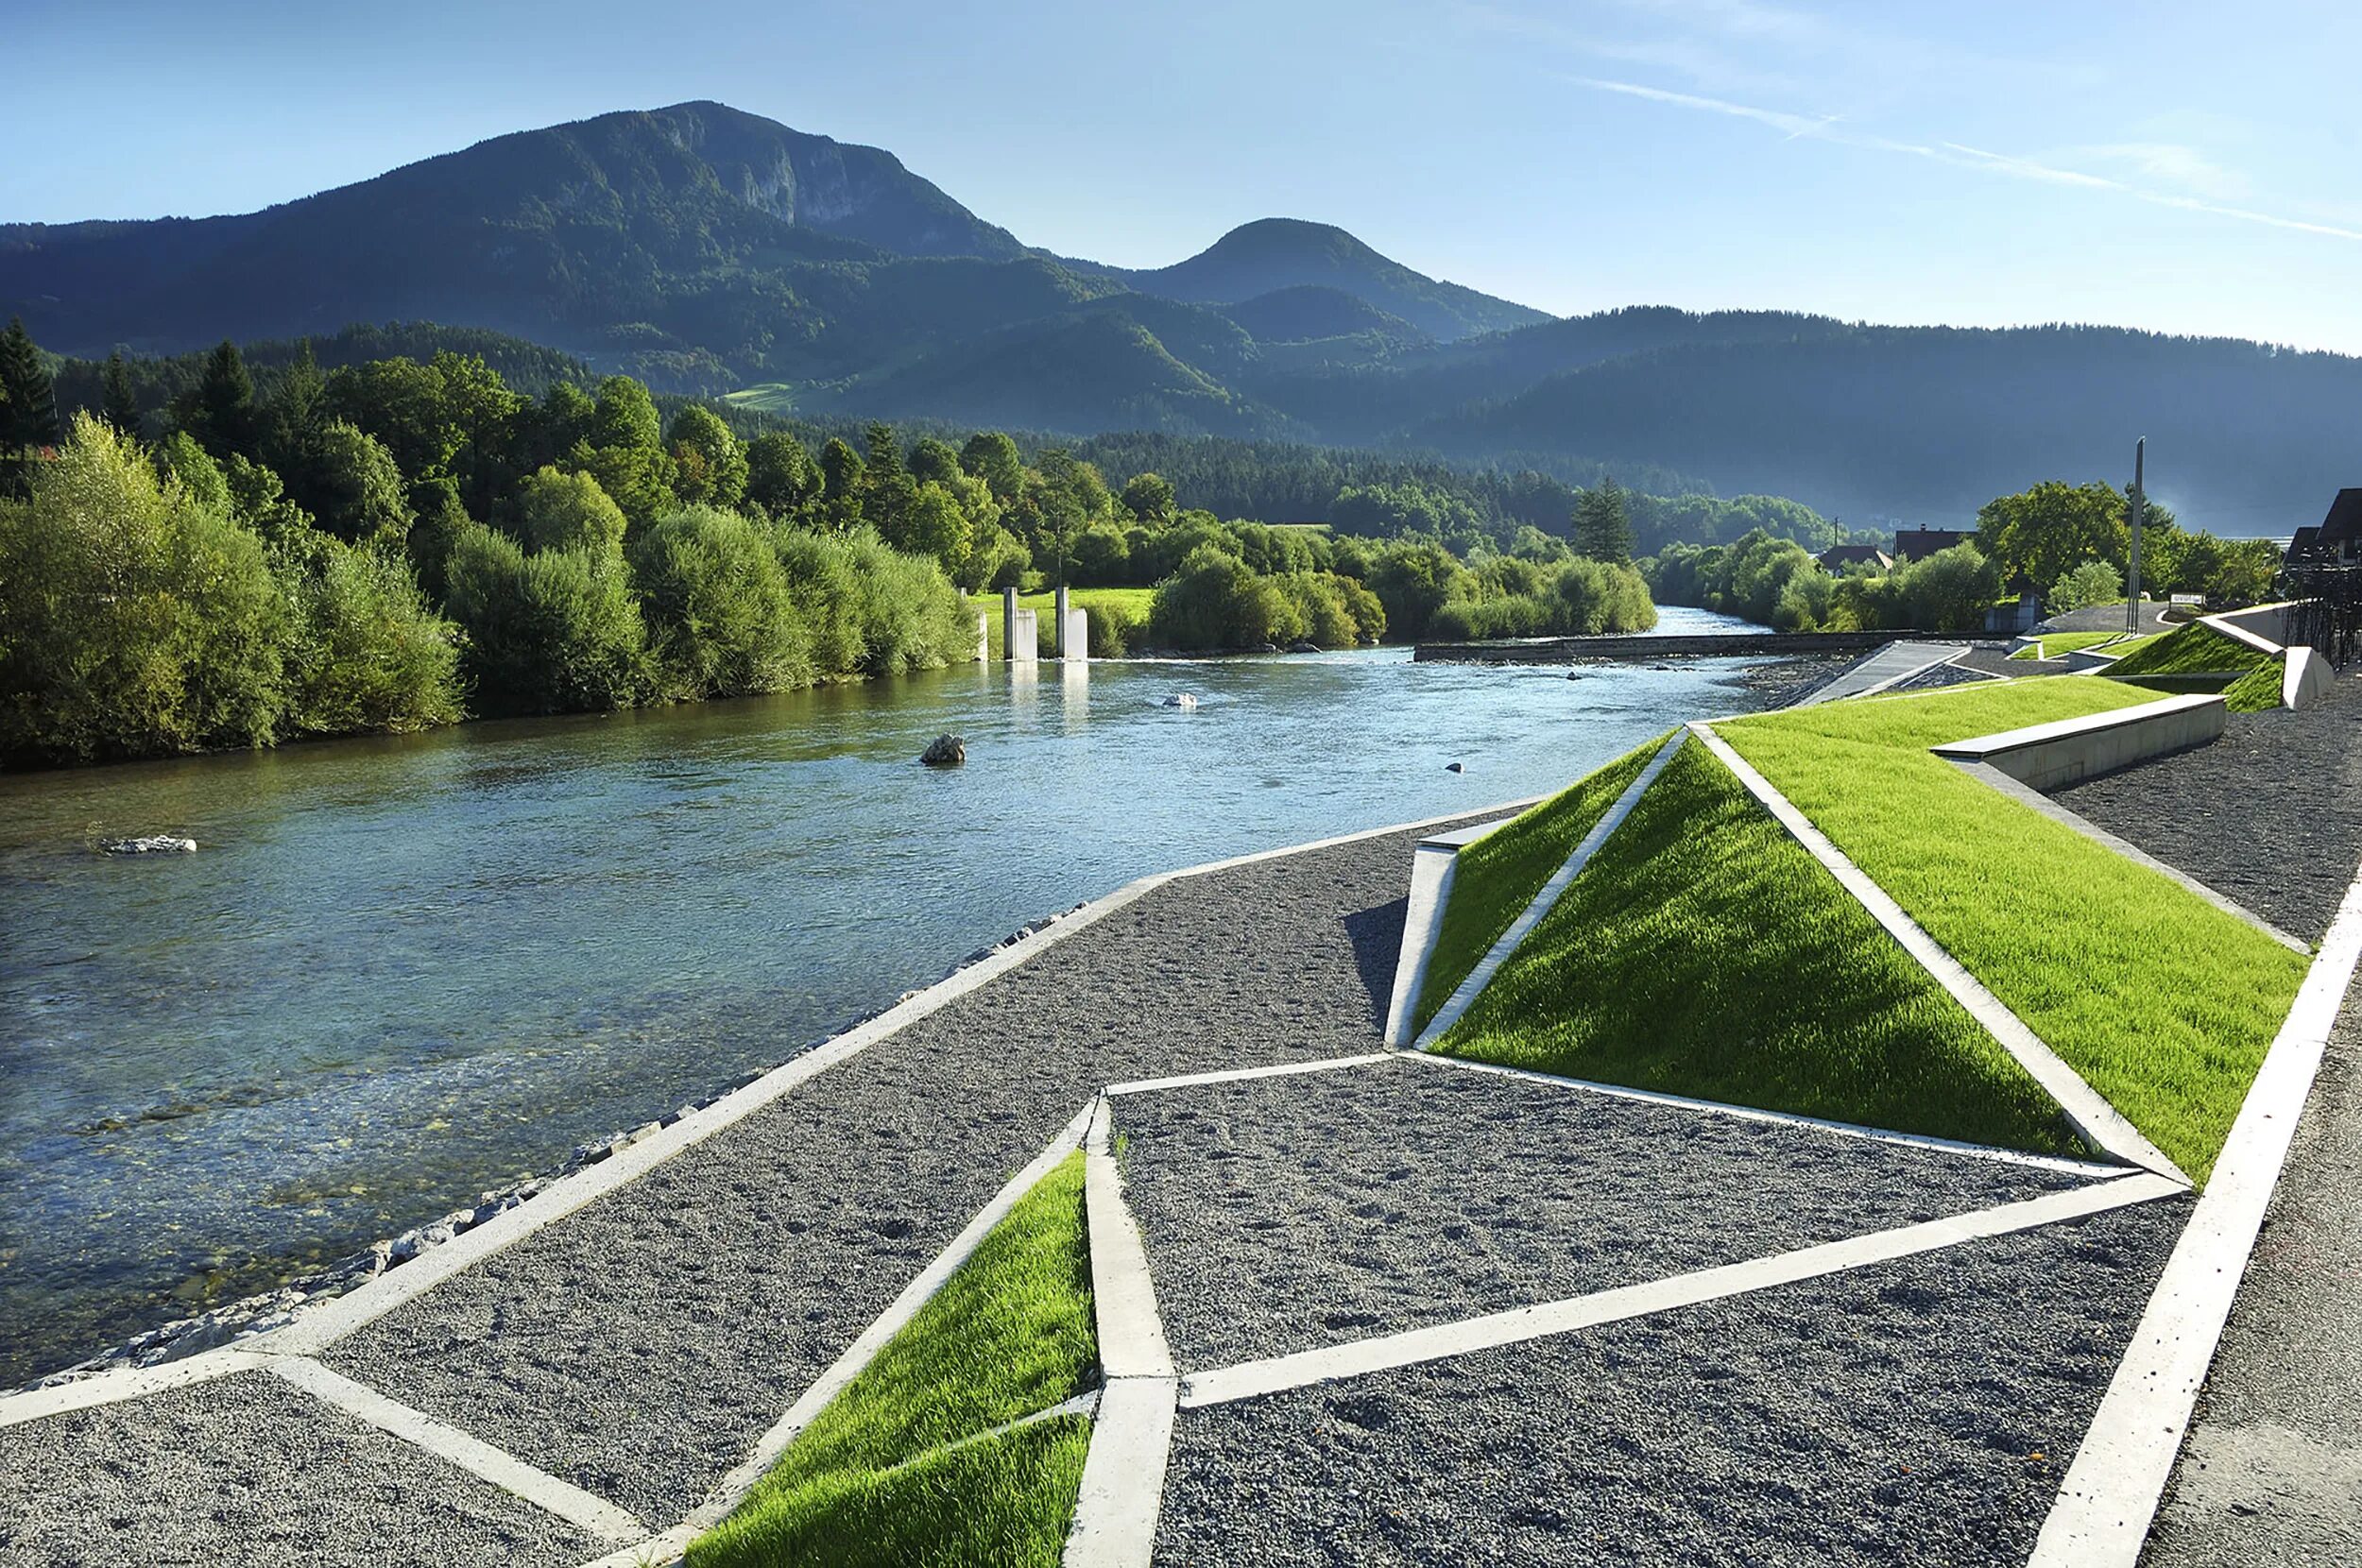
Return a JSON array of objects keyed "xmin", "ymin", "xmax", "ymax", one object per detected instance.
[
  {"xmin": 1716, "ymin": 681, "xmax": 2311, "ymax": 1183},
  {"xmin": 1434, "ymin": 739, "xmax": 2079, "ymax": 1152},
  {"xmin": 723, "ymin": 383, "xmax": 804, "ymax": 416},
  {"xmin": 1412, "ymin": 737, "xmax": 1669, "ymax": 1033},
  {"xmin": 689, "ymin": 1152, "xmax": 1097, "ymax": 1568}
]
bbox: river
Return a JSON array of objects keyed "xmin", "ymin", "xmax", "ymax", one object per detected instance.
[{"xmin": 0, "ymin": 608, "xmax": 1785, "ymax": 1383}]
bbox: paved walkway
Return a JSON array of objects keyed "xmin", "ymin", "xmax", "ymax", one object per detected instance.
[{"xmin": 1796, "ymin": 640, "xmax": 1973, "ymax": 705}]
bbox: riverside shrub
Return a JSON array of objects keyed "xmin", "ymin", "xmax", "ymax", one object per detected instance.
[
  {"xmin": 633, "ymin": 504, "xmax": 811, "ymax": 699},
  {"xmin": 442, "ymin": 523, "xmax": 648, "ymax": 715}
]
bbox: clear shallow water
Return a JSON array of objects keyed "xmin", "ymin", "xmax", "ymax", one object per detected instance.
[{"xmin": 0, "ymin": 610, "xmax": 1777, "ymax": 1381}]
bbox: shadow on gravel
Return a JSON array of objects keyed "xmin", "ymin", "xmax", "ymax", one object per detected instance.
[{"xmin": 1343, "ymin": 897, "xmax": 1408, "ymax": 1031}]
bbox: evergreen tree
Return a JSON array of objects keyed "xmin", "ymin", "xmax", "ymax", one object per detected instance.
[
  {"xmin": 99, "ymin": 351, "xmax": 141, "ymax": 436},
  {"xmin": 1571, "ymin": 478, "xmax": 1635, "ymax": 564},
  {"xmin": 180, "ymin": 339, "xmax": 259, "ymax": 457},
  {"xmin": 0, "ymin": 317, "xmax": 61, "ymax": 468}
]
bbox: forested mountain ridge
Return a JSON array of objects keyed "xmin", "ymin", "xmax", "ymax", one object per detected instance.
[{"xmin": 9, "ymin": 100, "xmax": 2360, "ymax": 530}]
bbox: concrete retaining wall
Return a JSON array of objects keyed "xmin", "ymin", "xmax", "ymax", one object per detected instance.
[
  {"xmin": 1932, "ymin": 693, "xmax": 2225, "ymax": 792},
  {"xmin": 1382, "ymin": 820, "xmax": 1507, "ymax": 1048},
  {"xmin": 1413, "ymin": 630, "xmax": 1961, "ymax": 664}
]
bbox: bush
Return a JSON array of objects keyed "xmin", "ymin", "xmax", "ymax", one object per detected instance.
[
  {"xmin": 442, "ymin": 523, "xmax": 646, "ymax": 715},
  {"xmin": 1148, "ymin": 545, "xmax": 1305, "ymax": 650},
  {"xmin": 773, "ymin": 528, "xmax": 974, "ymax": 680},
  {"xmin": 0, "ymin": 414, "xmax": 289, "ymax": 764},
  {"xmin": 633, "ymin": 505, "xmax": 811, "ymax": 699},
  {"xmin": 2048, "ymin": 559, "xmax": 2123, "ymax": 613},
  {"xmin": 281, "ymin": 541, "xmax": 463, "ymax": 736}
]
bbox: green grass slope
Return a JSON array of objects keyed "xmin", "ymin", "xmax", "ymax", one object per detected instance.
[
  {"xmin": 2222, "ymin": 656, "xmax": 2287, "ymax": 712},
  {"xmin": 2106, "ymin": 622, "xmax": 2276, "ymax": 677},
  {"xmin": 1412, "ymin": 736, "xmax": 1669, "ymax": 1033},
  {"xmin": 690, "ymin": 1150, "xmax": 1096, "ymax": 1568},
  {"xmin": 1717, "ymin": 681, "xmax": 2311, "ymax": 1183},
  {"xmin": 1434, "ymin": 739, "xmax": 2080, "ymax": 1154}
]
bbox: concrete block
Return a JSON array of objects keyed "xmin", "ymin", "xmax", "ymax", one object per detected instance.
[
  {"xmin": 1065, "ymin": 606, "xmax": 1089, "ymax": 662},
  {"xmin": 1931, "ymin": 693, "xmax": 2224, "ymax": 792},
  {"xmin": 2285, "ymin": 645, "xmax": 2333, "ymax": 708},
  {"xmin": 1008, "ymin": 609, "xmax": 1038, "ymax": 665}
]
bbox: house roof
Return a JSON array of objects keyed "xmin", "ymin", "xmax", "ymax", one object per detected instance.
[
  {"xmin": 1817, "ymin": 544, "xmax": 1891, "ymax": 570},
  {"xmin": 2319, "ymin": 488, "xmax": 2362, "ymax": 543},
  {"xmin": 1892, "ymin": 526, "xmax": 1974, "ymax": 561}
]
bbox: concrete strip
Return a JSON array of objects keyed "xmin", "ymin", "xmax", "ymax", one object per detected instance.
[
  {"xmin": 1948, "ymin": 759, "xmax": 2308, "ymax": 953},
  {"xmin": 271, "ymin": 1355, "xmax": 645, "ymax": 1544},
  {"xmin": 1690, "ymin": 723, "xmax": 2189, "ymax": 1184},
  {"xmin": 684, "ymin": 1101, "xmax": 1097, "ymax": 1530},
  {"xmin": 1086, "ymin": 1099, "xmax": 1174, "ymax": 1380},
  {"xmin": 1179, "ymin": 1172, "xmax": 2182, "ymax": 1408},
  {"xmin": 1383, "ymin": 848, "xmax": 1457, "ymax": 1046},
  {"xmin": 573, "ymin": 1525, "xmax": 695, "ymax": 1568},
  {"xmin": 2029, "ymin": 862, "xmax": 2362, "ymax": 1567},
  {"xmin": 1104, "ymin": 1052, "xmax": 1391, "ymax": 1099},
  {"xmin": 1395, "ymin": 1048, "xmax": 2130, "ymax": 1179},
  {"xmin": 2200, "ymin": 608, "xmax": 2290, "ymax": 656},
  {"xmin": 0, "ymin": 1347, "xmax": 274, "ymax": 1429},
  {"xmin": 250, "ymin": 797, "xmax": 1542, "ymax": 1361},
  {"xmin": 1930, "ymin": 693, "xmax": 2226, "ymax": 792},
  {"xmin": 1412, "ymin": 733, "xmax": 1687, "ymax": 1049},
  {"xmin": 1063, "ymin": 1374, "xmax": 1179, "ymax": 1568}
]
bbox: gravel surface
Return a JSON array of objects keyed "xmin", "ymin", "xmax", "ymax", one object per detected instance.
[
  {"xmin": 321, "ymin": 823, "xmax": 1448, "ymax": 1525},
  {"xmin": 2147, "ymin": 986, "xmax": 2362, "ymax": 1565},
  {"xmin": 1155, "ymin": 1195, "xmax": 2187, "ymax": 1568},
  {"xmin": 0, "ymin": 1372, "xmax": 595, "ymax": 1568},
  {"xmin": 2051, "ymin": 674, "xmax": 2362, "ymax": 941},
  {"xmin": 1115, "ymin": 1057, "xmax": 2097, "ymax": 1370}
]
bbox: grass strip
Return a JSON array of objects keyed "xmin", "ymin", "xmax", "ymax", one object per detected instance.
[
  {"xmin": 1718, "ymin": 681, "xmax": 2311, "ymax": 1184},
  {"xmin": 2107, "ymin": 622, "xmax": 2276, "ymax": 677},
  {"xmin": 1434, "ymin": 739, "xmax": 2081, "ymax": 1154},
  {"xmin": 982, "ymin": 588, "xmax": 1157, "ymax": 658},
  {"xmin": 690, "ymin": 1150, "xmax": 1097, "ymax": 1568},
  {"xmin": 1412, "ymin": 734, "xmax": 1670, "ymax": 1032},
  {"xmin": 2222, "ymin": 656, "xmax": 2285, "ymax": 712},
  {"xmin": 2009, "ymin": 630, "xmax": 2129, "ymax": 661}
]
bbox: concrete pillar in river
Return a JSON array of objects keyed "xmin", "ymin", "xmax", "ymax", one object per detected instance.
[
  {"xmin": 1053, "ymin": 585, "xmax": 1071, "ymax": 656},
  {"xmin": 1065, "ymin": 606, "xmax": 1088, "ymax": 663},
  {"xmin": 1002, "ymin": 587, "xmax": 1020, "ymax": 662},
  {"xmin": 1008, "ymin": 608, "xmax": 1039, "ymax": 664}
]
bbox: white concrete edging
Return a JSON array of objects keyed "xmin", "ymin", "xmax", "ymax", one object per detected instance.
[
  {"xmin": 1062, "ymin": 1374, "xmax": 1178, "ymax": 1568},
  {"xmin": 1690, "ymin": 723, "xmax": 2186, "ymax": 1184},
  {"xmin": 2029, "ymin": 858, "xmax": 2362, "ymax": 1567},
  {"xmin": 1411, "ymin": 733, "xmax": 1686, "ymax": 1050},
  {"xmin": 2284, "ymin": 644, "xmax": 2332, "ymax": 709},
  {"xmin": 0, "ymin": 1348, "xmax": 276, "ymax": 1430},
  {"xmin": 1104, "ymin": 1052, "xmax": 1391, "ymax": 1099},
  {"xmin": 1084, "ymin": 1098, "xmax": 1173, "ymax": 1380},
  {"xmin": 1929, "ymin": 693, "xmax": 2225, "ymax": 793},
  {"xmin": 1179, "ymin": 1172, "xmax": 2182, "ymax": 1408}
]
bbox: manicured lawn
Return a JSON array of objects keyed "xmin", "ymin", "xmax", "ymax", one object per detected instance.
[
  {"xmin": 2008, "ymin": 630, "xmax": 2131, "ymax": 660},
  {"xmin": 1412, "ymin": 736, "xmax": 1669, "ymax": 1033},
  {"xmin": 1716, "ymin": 681, "xmax": 2312, "ymax": 1184},
  {"xmin": 689, "ymin": 1151, "xmax": 1097, "ymax": 1568},
  {"xmin": 1433, "ymin": 739, "xmax": 2081, "ymax": 1154},
  {"xmin": 2107, "ymin": 622, "xmax": 2276, "ymax": 677},
  {"xmin": 980, "ymin": 588, "xmax": 1157, "ymax": 658}
]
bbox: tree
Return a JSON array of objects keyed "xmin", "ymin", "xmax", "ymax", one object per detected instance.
[
  {"xmin": 1571, "ymin": 478, "xmax": 1635, "ymax": 563},
  {"xmin": 441, "ymin": 522, "xmax": 645, "ymax": 715},
  {"xmin": 303, "ymin": 421, "xmax": 413, "ymax": 550},
  {"xmin": 179, "ymin": 339, "xmax": 261, "ymax": 458},
  {"xmin": 745, "ymin": 431, "xmax": 820, "ymax": 519},
  {"xmin": 1120, "ymin": 470, "xmax": 1175, "ymax": 524},
  {"xmin": 1974, "ymin": 481, "xmax": 2130, "ymax": 593},
  {"xmin": 2047, "ymin": 559, "xmax": 2123, "ymax": 613},
  {"xmin": 631, "ymin": 504, "xmax": 808, "ymax": 698},
  {"xmin": 512, "ymin": 466, "xmax": 627, "ymax": 554},
  {"xmin": 0, "ymin": 317, "xmax": 61, "ymax": 492},
  {"xmin": 959, "ymin": 431, "xmax": 1025, "ymax": 503},
  {"xmin": 99, "ymin": 351, "xmax": 141, "ymax": 435},
  {"xmin": 665, "ymin": 403, "xmax": 747, "ymax": 510},
  {"xmin": 818, "ymin": 437, "xmax": 866, "ymax": 532}
]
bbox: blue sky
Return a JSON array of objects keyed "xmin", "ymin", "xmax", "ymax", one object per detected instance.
[{"xmin": 9, "ymin": 0, "xmax": 2358, "ymax": 352}]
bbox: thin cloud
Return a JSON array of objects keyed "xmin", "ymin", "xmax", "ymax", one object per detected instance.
[{"xmin": 1567, "ymin": 76, "xmax": 2362, "ymax": 244}]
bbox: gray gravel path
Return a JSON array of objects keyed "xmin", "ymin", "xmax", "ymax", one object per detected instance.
[
  {"xmin": 320, "ymin": 825, "xmax": 1444, "ymax": 1525},
  {"xmin": 2145, "ymin": 980, "xmax": 2362, "ymax": 1566},
  {"xmin": 0, "ymin": 1372, "xmax": 595, "ymax": 1568},
  {"xmin": 2051, "ymin": 674, "xmax": 2362, "ymax": 941},
  {"xmin": 1115, "ymin": 1057, "xmax": 2097, "ymax": 1370},
  {"xmin": 1155, "ymin": 1195, "xmax": 2186, "ymax": 1568}
]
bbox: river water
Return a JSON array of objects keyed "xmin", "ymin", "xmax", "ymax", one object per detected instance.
[{"xmin": 0, "ymin": 609, "xmax": 1783, "ymax": 1382}]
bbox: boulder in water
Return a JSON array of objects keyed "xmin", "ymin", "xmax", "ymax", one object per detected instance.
[
  {"xmin": 1288, "ymin": 639, "xmax": 1320, "ymax": 654},
  {"xmin": 1162, "ymin": 693, "xmax": 1199, "ymax": 709},
  {"xmin": 103, "ymin": 836, "xmax": 197, "ymax": 855},
  {"xmin": 1445, "ymin": 761, "xmax": 1466, "ymax": 774},
  {"xmin": 920, "ymin": 734, "xmax": 966, "ymax": 768}
]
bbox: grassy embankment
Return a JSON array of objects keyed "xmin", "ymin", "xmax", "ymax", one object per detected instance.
[
  {"xmin": 977, "ymin": 588, "xmax": 1157, "ymax": 660},
  {"xmin": 1411, "ymin": 737, "xmax": 1669, "ymax": 1034},
  {"xmin": 1432, "ymin": 739, "xmax": 2080, "ymax": 1154},
  {"xmin": 1716, "ymin": 681, "xmax": 2311, "ymax": 1182},
  {"xmin": 2105, "ymin": 622, "xmax": 2284, "ymax": 711},
  {"xmin": 689, "ymin": 1152, "xmax": 1097, "ymax": 1568},
  {"xmin": 2007, "ymin": 630, "xmax": 2132, "ymax": 660}
]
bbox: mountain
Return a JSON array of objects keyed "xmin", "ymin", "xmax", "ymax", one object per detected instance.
[
  {"xmin": 1120, "ymin": 219, "xmax": 1545, "ymax": 342},
  {"xmin": 9, "ymin": 100, "xmax": 2361, "ymax": 531}
]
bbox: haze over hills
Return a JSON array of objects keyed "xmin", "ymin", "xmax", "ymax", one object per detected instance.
[{"xmin": 6, "ymin": 99, "xmax": 2357, "ymax": 531}]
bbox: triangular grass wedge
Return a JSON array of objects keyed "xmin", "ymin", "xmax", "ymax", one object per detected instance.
[
  {"xmin": 1716, "ymin": 680, "xmax": 2311, "ymax": 1185},
  {"xmin": 1433, "ymin": 738, "xmax": 2084, "ymax": 1157},
  {"xmin": 689, "ymin": 1151, "xmax": 1096, "ymax": 1568}
]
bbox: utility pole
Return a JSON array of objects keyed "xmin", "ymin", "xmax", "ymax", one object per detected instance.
[{"xmin": 2127, "ymin": 437, "xmax": 2147, "ymax": 635}]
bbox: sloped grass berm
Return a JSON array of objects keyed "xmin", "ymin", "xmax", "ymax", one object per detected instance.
[
  {"xmin": 1412, "ymin": 733, "xmax": 1671, "ymax": 1032},
  {"xmin": 688, "ymin": 1151, "xmax": 1097, "ymax": 1568},
  {"xmin": 1717, "ymin": 681, "xmax": 2312, "ymax": 1185},
  {"xmin": 2221, "ymin": 656, "xmax": 2286, "ymax": 713},
  {"xmin": 1433, "ymin": 739, "xmax": 2080, "ymax": 1154},
  {"xmin": 2107, "ymin": 622, "xmax": 2277, "ymax": 678}
]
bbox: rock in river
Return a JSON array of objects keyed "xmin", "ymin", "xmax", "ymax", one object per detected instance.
[
  {"xmin": 102, "ymin": 836, "xmax": 197, "ymax": 855},
  {"xmin": 920, "ymin": 734, "xmax": 966, "ymax": 767}
]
